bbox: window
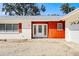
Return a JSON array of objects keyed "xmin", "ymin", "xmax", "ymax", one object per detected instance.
[
  {"xmin": 38, "ymin": 25, "xmax": 42, "ymax": 33},
  {"xmin": 6, "ymin": 24, "xmax": 13, "ymax": 32},
  {"xmin": 0, "ymin": 24, "xmax": 19, "ymax": 32},
  {"xmin": 13, "ymin": 24, "xmax": 18, "ymax": 32},
  {"xmin": 0, "ymin": 24, "xmax": 5, "ymax": 31},
  {"xmin": 57, "ymin": 23, "xmax": 63, "ymax": 31}
]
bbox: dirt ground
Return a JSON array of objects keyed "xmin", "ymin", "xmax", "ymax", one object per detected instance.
[{"xmin": 0, "ymin": 39, "xmax": 79, "ymax": 56}]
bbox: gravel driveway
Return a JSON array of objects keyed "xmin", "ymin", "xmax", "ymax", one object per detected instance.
[{"xmin": 0, "ymin": 39, "xmax": 79, "ymax": 56}]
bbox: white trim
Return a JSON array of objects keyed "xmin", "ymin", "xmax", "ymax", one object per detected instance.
[{"xmin": 0, "ymin": 16, "xmax": 62, "ymax": 21}]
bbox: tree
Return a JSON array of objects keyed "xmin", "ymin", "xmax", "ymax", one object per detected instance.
[
  {"xmin": 60, "ymin": 3, "xmax": 76, "ymax": 14},
  {"xmin": 2, "ymin": 3, "xmax": 46, "ymax": 16}
]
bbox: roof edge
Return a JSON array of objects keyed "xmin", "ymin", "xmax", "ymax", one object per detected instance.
[{"xmin": 61, "ymin": 8, "xmax": 79, "ymax": 20}]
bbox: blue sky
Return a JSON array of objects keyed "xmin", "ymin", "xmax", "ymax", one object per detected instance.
[
  {"xmin": 39, "ymin": 3, "xmax": 79, "ymax": 16},
  {"xmin": 0, "ymin": 3, "xmax": 79, "ymax": 16}
]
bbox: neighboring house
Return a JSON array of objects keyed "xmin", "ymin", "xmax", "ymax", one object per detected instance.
[{"xmin": 0, "ymin": 8, "xmax": 79, "ymax": 43}]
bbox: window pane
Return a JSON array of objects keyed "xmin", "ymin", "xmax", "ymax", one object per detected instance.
[
  {"xmin": 44, "ymin": 25, "xmax": 46, "ymax": 35},
  {"xmin": 57, "ymin": 23, "xmax": 63, "ymax": 31},
  {"xmin": 34, "ymin": 25, "xmax": 36, "ymax": 35},
  {"xmin": 13, "ymin": 24, "xmax": 18, "ymax": 32},
  {"xmin": 0, "ymin": 24, "xmax": 5, "ymax": 31},
  {"xmin": 6, "ymin": 24, "xmax": 12, "ymax": 31},
  {"xmin": 38, "ymin": 25, "xmax": 42, "ymax": 33}
]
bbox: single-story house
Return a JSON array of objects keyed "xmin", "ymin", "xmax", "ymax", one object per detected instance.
[{"xmin": 0, "ymin": 8, "xmax": 79, "ymax": 43}]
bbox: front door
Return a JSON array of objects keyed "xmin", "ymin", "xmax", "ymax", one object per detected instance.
[{"xmin": 33, "ymin": 24, "xmax": 48, "ymax": 38}]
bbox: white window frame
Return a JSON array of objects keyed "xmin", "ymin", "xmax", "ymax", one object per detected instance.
[{"xmin": 0, "ymin": 24, "xmax": 19, "ymax": 33}]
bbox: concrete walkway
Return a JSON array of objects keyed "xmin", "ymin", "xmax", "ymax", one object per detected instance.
[{"xmin": 0, "ymin": 39, "xmax": 79, "ymax": 56}]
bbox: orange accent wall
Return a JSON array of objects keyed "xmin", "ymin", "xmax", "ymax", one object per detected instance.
[{"xmin": 48, "ymin": 21, "xmax": 65, "ymax": 38}]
